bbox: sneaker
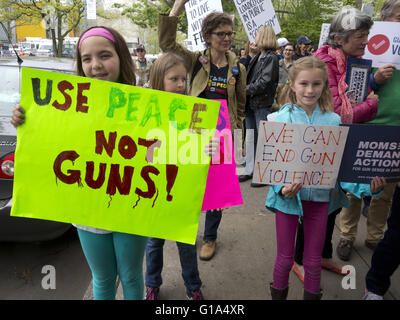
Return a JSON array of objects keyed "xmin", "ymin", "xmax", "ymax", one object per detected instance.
[
  {"xmin": 365, "ymin": 240, "xmax": 378, "ymax": 251},
  {"xmin": 238, "ymin": 174, "xmax": 252, "ymax": 182},
  {"xmin": 199, "ymin": 241, "xmax": 216, "ymax": 261},
  {"xmin": 187, "ymin": 289, "xmax": 204, "ymax": 300},
  {"xmin": 362, "ymin": 291, "xmax": 383, "ymax": 300},
  {"xmin": 145, "ymin": 287, "xmax": 159, "ymax": 300},
  {"xmin": 321, "ymin": 258, "xmax": 348, "ymax": 275},
  {"xmin": 250, "ymin": 182, "xmax": 265, "ymax": 188},
  {"xmin": 336, "ymin": 238, "xmax": 353, "ymax": 261}
]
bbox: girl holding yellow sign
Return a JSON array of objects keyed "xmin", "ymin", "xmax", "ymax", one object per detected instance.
[{"xmin": 11, "ymin": 26, "xmax": 148, "ymax": 300}]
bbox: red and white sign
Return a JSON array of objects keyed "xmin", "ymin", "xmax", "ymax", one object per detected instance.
[
  {"xmin": 368, "ymin": 34, "xmax": 390, "ymax": 55},
  {"xmin": 363, "ymin": 22, "xmax": 400, "ymax": 69}
]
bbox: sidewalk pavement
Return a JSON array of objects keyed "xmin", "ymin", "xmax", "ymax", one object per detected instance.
[{"xmin": 84, "ymin": 181, "xmax": 399, "ymax": 300}]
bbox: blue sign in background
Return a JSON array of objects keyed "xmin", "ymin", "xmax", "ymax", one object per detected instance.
[{"xmin": 338, "ymin": 124, "xmax": 400, "ymax": 184}]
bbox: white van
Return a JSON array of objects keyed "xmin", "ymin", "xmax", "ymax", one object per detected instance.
[{"xmin": 37, "ymin": 41, "xmax": 54, "ymax": 56}]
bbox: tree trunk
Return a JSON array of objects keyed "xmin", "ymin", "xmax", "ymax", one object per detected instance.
[
  {"xmin": 51, "ymin": 28, "xmax": 58, "ymax": 57},
  {"xmin": 57, "ymin": 18, "xmax": 63, "ymax": 58}
]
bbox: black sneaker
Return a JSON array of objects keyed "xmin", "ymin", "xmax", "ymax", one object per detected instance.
[
  {"xmin": 238, "ymin": 174, "xmax": 252, "ymax": 182},
  {"xmin": 145, "ymin": 287, "xmax": 159, "ymax": 300},
  {"xmin": 336, "ymin": 238, "xmax": 353, "ymax": 261},
  {"xmin": 251, "ymin": 182, "xmax": 265, "ymax": 188},
  {"xmin": 187, "ymin": 289, "xmax": 204, "ymax": 300},
  {"xmin": 365, "ymin": 240, "xmax": 378, "ymax": 251}
]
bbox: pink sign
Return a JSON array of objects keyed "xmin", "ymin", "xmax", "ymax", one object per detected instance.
[{"xmin": 201, "ymin": 100, "xmax": 243, "ymax": 211}]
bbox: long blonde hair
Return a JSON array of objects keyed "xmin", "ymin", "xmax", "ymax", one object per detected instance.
[
  {"xmin": 149, "ymin": 52, "xmax": 188, "ymax": 91},
  {"xmin": 279, "ymin": 56, "xmax": 333, "ymax": 113}
]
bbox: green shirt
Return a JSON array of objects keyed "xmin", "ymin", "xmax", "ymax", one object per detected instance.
[{"xmin": 368, "ymin": 69, "xmax": 400, "ymax": 125}]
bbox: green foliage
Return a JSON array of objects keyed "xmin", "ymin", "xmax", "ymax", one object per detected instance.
[
  {"xmin": 116, "ymin": 0, "xmax": 390, "ymax": 50},
  {"xmin": 277, "ymin": 0, "xmax": 337, "ymax": 45},
  {"xmin": 116, "ymin": 0, "xmax": 245, "ymax": 43},
  {"xmin": 0, "ymin": 0, "xmax": 85, "ymax": 56},
  {"xmin": 114, "ymin": 0, "xmax": 187, "ymax": 33},
  {"xmin": 342, "ymin": 0, "xmax": 356, "ymax": 6}
]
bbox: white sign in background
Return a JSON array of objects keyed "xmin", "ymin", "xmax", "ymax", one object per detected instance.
[
  {"xmin": 318, "ymin": 23, "xmax": 330, "ymax": 48},
  {"xmin": 233, "ymin": 0, "xmax": 281, "ymax": 43},
  {"xmin": 185, "ymin": 0, "xmax": 223, "ymax": 52},
  {"xmin": 87, "ymin": 0, "xmax": 96, "ymax": 20},
  {"xmin": 362, "ymin": 21, "xmax": 400, "ymax": 69}
]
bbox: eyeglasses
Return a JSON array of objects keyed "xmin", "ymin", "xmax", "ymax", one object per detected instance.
[
  {"xmin": 136, "ymin": 49, "xmax": 145, "ymax": 52},
  {"xmin": 211, "ymin": 31, "xmax": 236, "ymax": 39}
]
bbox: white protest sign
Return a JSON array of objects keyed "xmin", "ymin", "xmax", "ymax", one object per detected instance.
[
  {"xmin": 253, "ymin": 121, "xmax": 349, "ymax": 188},
  {"xmin": 363, "ymin": 21, "xmax": 400, "ymax": 69},
  {"xmin": 233, "ymin": 0, "xmax": 281, "ymax": 42},
  {"xmin": 361, "ymin": 4, "xmax": 374, "ymax": 17},
  {"xmin": 87, "ymin": 0, "xmax": 96, "ymax": 20},
  {"xmin": 318, "ymin": 23, "xmax": 330, "ymax": 48},
  {"xmin": 185, "ymin": 0, "xmax": 223, "ymax": 52}
]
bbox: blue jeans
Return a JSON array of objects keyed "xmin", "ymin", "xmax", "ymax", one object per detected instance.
[
  {"xmin": 145, "ymin": 237, "xmax": 202, "ymax": 292},
  {"xmin": 77, "ymin": 229, "xmax": 148, "ymax": 300},
  {"xmin": 366, "ymin": 186, "xmax": 400, "ymax": 296},
  {"xmin": 242, "ymin": 107, "xmax": 271, "ymax": 176},
  {"xmin": 204, "ymin": 209, "xmax": 222, "ymax": 242}
]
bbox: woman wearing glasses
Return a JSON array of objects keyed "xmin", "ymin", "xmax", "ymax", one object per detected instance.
[
  {"xmin": 157, "ymin": 0, "xmax": 246, "ymax": 293},
  {"xmin": 276, "ymin": 43, "xmax": 295, "ymax": 106},
  {"xmin": 238, "ymin": 26, "xmax": 279, "ymax": 186}
]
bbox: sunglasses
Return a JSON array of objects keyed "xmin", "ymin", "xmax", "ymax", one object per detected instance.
[
  {"xmin": 136, "ymin": 49, "xmax": 145, "ymax": 52},
  {"xmin": 211, "ymin": 31, "xmax": 236, "ymax": 39}
]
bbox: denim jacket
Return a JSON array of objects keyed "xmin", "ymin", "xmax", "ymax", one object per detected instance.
[{"xmin": 264, "ymin": 103, "xmax": 381, "ymax": 216}]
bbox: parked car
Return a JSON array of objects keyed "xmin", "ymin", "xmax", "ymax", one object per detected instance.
[
  {"xmin": 62, "ymin": 47, "xmax": 75, "ymax": 58},
  {"xmin": 0, "ymin": 56, "xmax": 76, "ymax": 242},
  {"xmin": 0, "ymin": 46, "xmax": 12, "ymax": 57},
  {"xmin": 37, "ymin": 43, "xmax": 53, "ymax": 56}
]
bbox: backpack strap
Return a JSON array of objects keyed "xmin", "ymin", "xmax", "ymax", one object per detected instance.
[
  {"xmin": 190, "ymin": 50, "xmax": 242, "ymax": 86},
  {"xmin": 190, "ymin": 49, "xmax": 207, "ymax": 87}
]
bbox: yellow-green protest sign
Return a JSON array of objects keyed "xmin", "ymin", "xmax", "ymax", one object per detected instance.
[{"xmin": 11, "ymin": 67, "xmax": 220, "ymax": 244}]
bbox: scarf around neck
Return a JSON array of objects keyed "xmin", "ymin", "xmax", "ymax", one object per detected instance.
[{"xmin": 327, "ymin": 47, "xmax": 353, "ymax": 124}]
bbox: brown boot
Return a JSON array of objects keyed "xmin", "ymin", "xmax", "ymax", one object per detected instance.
[
  {"xmin": 270, "ymin": 283, "xmax": 288, "ymax": 300},
  {"xmin": 199, "ymin": 241, "xmax": 216, "ymax": 261},
  {"xmin": 303, "ymin": 288, "xmax": 323, "ymax": 300}
]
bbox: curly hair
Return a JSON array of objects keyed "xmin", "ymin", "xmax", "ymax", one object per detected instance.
[{"xmin": 201, "ymin": 12, "xmax": 234, "ymax": 47}]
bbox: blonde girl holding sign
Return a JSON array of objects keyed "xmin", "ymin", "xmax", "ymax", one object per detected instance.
[
  {"xmin": 11, "ymin": 26, "xmax": 149, "ymax": 300},
  {"xmin": 266, "ymin": 56, "xmax": 386, "ymax": 300}
]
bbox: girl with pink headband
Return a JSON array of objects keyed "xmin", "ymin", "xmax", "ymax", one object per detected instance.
[
  {"xmin": 75, "ymin": 26, "xmax": 136, "ymax": 86},
  {"xmin": 11, "ymin": 26, "xmax": 144, "ymax": 300},
  {"xmin": 78, "ymin": 27, "xmax": 116, "ymax": 49}
]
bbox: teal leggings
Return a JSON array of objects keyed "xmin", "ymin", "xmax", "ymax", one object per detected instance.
[{"xmin": 77, "ymin": 229, "xmax": 148, "ymax": 300}]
